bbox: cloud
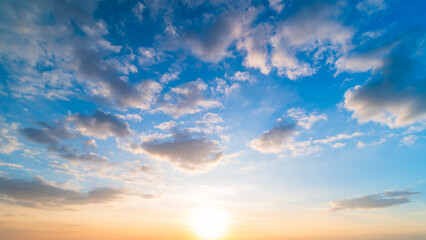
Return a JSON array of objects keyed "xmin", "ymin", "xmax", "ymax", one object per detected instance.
[
  {"xmin": 132, "ymin": 2, "xmax": 145, "ymax": 21},
  {"xmin": 68, "ymin": 110, "xmax": 131, "ymax": 139},
  {"xmin": 344, "ymin": 32, "xmax": 426, "ymax": 128},
  {"xmin": 19, "ymin": 122, "xmax": 107, "ymax": 164},
  {"xmin": 357, "ymin": 0, "xmax": 386, "ymax": 14},
  {"xmin": 230, "ymin": 71, "xmax": 254, "ymax": 82},
  {"xmin": 155, "ymin": 120, "xmax": 178, "ymax": 131},
  {"xmin": 400, "ymin": 135, "xmax": 417, "ymax": 146},
  {"xmin": 83, "ymin": 139, "xmax": 98, "ymax": 148},
  {"xmin": 249, "ymin": 124, "xmax": 296, "ymax": 154},
  {"xmin": 335, "ymin": 41, "xmax": 395, "ymax": 74},
  {"xmin": 156, "ymin": 79, "xmax": 222, "ymax": 118},
  {"xmin": 271, "ymin": 1, "xmax": 353, "ymax": 79},
  {"xmin": 197, "ymin": 113, "xmax": 224, "ymax": 125},
  {"xmin": 329, "ymin": 190, "xmax": 421, "ymax": 211},
  {"xmin": 287, "ymin": 108, "xmax": 327, "ymax": 129},
  {"xmin": 238, "ymin": 23, "xmax": 272, "ymax": 74},
  {"xmin": 313, "ymin": 132, "xmax": 363, "ymax": 144},
  {"xmin": 0, "ymin": 176, "xmax": 124, "ymax": 209},
  {"xmin": 180, "ymin": 7, "xmax": 259, "ymax": 62},
  {"xmin": 121, "ymin": 132, "xmax": 224, "ymax": 171},
  {"xmin": 125, "ymin": 114, "xmax": 143, "ymax": 122},
  {"xmin": 19, "ymin": 122, "xmax": 75, "ymax": 145},
  {"xmin": 0, "ymin": 120, "xmax": 21, "ymax": 154},
  {"xmin": 269, "ymin": 0, "xmax": 285, "ymax": 14}
]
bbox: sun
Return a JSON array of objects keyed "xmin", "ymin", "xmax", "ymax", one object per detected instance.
[{"xmin": 188, "ymin": 206, "xmax": 230, "ymax": 240}]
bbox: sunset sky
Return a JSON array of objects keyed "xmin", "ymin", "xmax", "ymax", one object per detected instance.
[{"xmin": 0, "ymin": 0, "xmax": 425, "ymax": 239}]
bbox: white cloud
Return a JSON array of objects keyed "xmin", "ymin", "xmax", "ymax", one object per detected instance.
[
  {"xmin": 238, "ymin": 23, "xmax": 272, "ymax": 74},
  {"xmin": 0, "ymin": 120, "xmax": 21, "ymax": 154},
  {"xmin": 126, "ymin": 114, "xmax": 143, "ymax": 122},
  {"xmin": 156, "ymin": 79, "xmax": 222, "ymax": 118},
  {"xmin": 401, "ymin": 135, "xmax": 417, "ymax": 146},
  {"xmin": 230, "ymin": 71, "xmax": 254, "ymax": 82},
  {"xmin": 357, "ymin": 0, "xmax": 386, "ymax": 14},
  {"xmin": 155, "ymin": 120, "xmax": 178, "ymax": 131},
  {"xmin": 271, "ymin": 1, "xmax": 353, "ymax": 79},
  {"xmin": 287, "ymin": 108, "xmax": 327, "ymax": 130},
  {"xmin": 269, "ymin": 0, "xmax": 285, "ymax": 14}
]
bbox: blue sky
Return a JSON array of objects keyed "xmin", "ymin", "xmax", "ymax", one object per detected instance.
[{"xmin": 0, "ymin": 0, "xmax": 425, "ymax": 239}]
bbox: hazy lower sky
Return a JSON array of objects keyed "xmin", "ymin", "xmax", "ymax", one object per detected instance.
[{"xmin": 0, "ymin": 0, "xmax": 425, "ymax": 239}]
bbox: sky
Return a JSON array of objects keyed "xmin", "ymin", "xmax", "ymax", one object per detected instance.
[{"xmin": 0, "ymin": 0, "xmax": 425, "ymax": 239}]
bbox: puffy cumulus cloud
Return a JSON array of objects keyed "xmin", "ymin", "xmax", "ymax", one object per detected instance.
[
  {"xmin": 249, "ymin": 124, "xmax": 296, "ymax": 154},
  {"xmin": 0, "ymin": 176, "xmax": 124, "ymax": 209},
  {"xmin": 180, "ymin": 7, "xmax": 260, "ymax": 62},
  {"xmin": 238, "ymin": 23, "xmax": 273, "ymax": 74},
  {"xmin": 287, "ymin": 108, "xmax": 327, "ymax": 129},
  {"xmin": 344, "ymin": 32, "xmax": 426, "ymax": 128},
  {"xmin": 120, "ymin": 132, "xmax": 224, "ymax": 172},
  {"xmin": 271, "ymin": 1, "xmax": 353, "ymax": 79},
  {"xmin": 156, "ymin": 79, "xmax": 222, "ymax": 118},
  {"xmin": 329, "ymin": 190, "xmax": 421, "ymax": 211},
  {"xmin": 68, "ymin": 110, "xmax": 131, "ymax": 139}
]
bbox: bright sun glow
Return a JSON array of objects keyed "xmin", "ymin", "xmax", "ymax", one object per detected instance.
[{"xmin": 189, "ymin": 206, "xmax": 230, "ymax": 240}]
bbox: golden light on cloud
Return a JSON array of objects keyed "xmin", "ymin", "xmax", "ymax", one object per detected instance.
[{"xmin": 188, "ymin": 206, "xmax": 230, "ymax": 240}]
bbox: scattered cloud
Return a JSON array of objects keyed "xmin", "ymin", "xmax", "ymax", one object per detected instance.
[
  {"xmin": 287, "ymin": 108, "xmax": 327, "ymax": 130},
  {"xmin": 0, "ymin": 176, "xmax": 124, "ymax": 209},
  {"xmin": 156, "ymin": 79, "xmax": 222, "ymax": 118},
  {"xmin": 155, "ymin": 120, "xmax": 178, "ymax": 131},
  {"xmin": 179, "ymin": 7, "xmax": 260, "ymax": 62},
  {"xmin": 249, "ymin": 124, "xmax": 296, "ymax": 154},
  {"xmin": 329, "ymin": 190, "xmax": 421, "ymax": 211},
  {"xmin": 120, "ymin": 132, "xmax": 224, "ymax": 171},
  {"xmin": 344, "ymin": 32, "xmax": 426, "ymax": 128},
  {"xmin": 357, "ymin": 0, "xmax": 386, "ymax": 14},
  {"xmin": 83, "ymin": 139, "xmax": 98, "ymax": 148},
  {"xmin": 68, "ymin": 110, "xmax": 131, "ymax": 139}
]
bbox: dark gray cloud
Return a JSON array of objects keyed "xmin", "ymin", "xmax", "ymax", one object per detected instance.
[
  {"xmin": 0, "ymin": 176, "xmax": 124, "ymax": 209},
  {"xmin": 19, "ymin": 122, "xmax": 75, "ymax": 145},
  {"xmin": 344, "ymin": 31, "xmax": 426, "ymax": 127},
  {"xmin": 19, "ymin": 122, "xmax": 107, "ymax": 164},
  {"xmin": 47, "ymin": 144, "xmax": 107, "ymax": 164},
  {"xmin": 68, "ymin": 110, "xmax": 131, "ymax": 139},
  {"xmin": 329, "ymin": 190, "xmax": 421, "ymax": 211}
]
